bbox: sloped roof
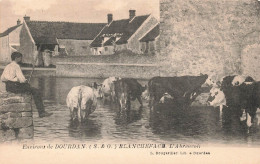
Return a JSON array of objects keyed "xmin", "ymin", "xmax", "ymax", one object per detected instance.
[
  {"xmin": 0, "ymin": 24, "xmax": 22, "ymax": 37},
  {"xmin": 117, "ymin": 15, "xmax": 150, "ymax": 44},
  {"xmin": 26, "ymin": 21, "xmax": 106, "ymax": 44},
  {"xmin": 140, "ymin": 24, "xmax": 159, "ymax": 42},
  {"xmin": 90, "ymin": 15, "xmax": 150, "ymax": 47},
  {"xmin": 102, "ymin": 19, "xmax": 129, "ymax": 34},
  {"xmin": 103, "ymin": 37, "xmax": 116, "ymax": 46}
]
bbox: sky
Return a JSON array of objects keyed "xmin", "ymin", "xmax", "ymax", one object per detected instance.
[{"xmin": 0, "ymin": 0, "xmax": 159, "ymax": 33}]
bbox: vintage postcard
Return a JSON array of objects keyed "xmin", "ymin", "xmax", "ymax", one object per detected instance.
[{"xmin": 0, "ymin": 0, "xmax": 260, "ymax": 163}]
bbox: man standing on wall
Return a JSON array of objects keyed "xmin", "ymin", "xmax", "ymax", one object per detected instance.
[{"xmin": 1, "ymin": 52, "xmax": 53, "ymax": 118}]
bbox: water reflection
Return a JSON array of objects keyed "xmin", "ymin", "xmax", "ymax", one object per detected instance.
[
  {"xmin": 149, "ymin": 104, "xmax": 221, "ymax": 141},
  {"xmin": 221, "ymin": 107, "xmax": 247, "ymax": 134},
  {"xmin": 68, "ymin": 117, "xmax": 102, "ymax": 140},
  {"xmin": 114, "ymin": 107, "xmax": 143, "ymax": 126},
  {"xmin": 219, "ymin": 107, "xmax": 260, "ymax": 144}
]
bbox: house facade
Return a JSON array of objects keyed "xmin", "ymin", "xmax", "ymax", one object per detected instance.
[
  {"xmin": 19, "ymin": 16, "xmax": 106, "ymax": 66},
  {"xmin": 0, "ymin": 20, "xmax": 22, "ymax": 63},
  {"xmin": 90, "ymin": 10, "xmax": 159, "ymax": 55},
  {"xmin": 139, "ymin": 24, "xmax": 160, "ymax": 55}
]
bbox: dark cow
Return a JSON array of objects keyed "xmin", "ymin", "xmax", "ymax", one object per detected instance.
[
  {"xmin": 208, "ymin": 75, "xmax": 259, "ymax": 128},
  {"xmin": 146, "ymin": 74, "xmax": 208, "ymax": 108},
  {"xmin": 114, "ymin": 78, "xmax": 145, "ymax": 110},
  {"xmin": 221, "ymin": 81, "xmax": 259, "ymax": 127}
]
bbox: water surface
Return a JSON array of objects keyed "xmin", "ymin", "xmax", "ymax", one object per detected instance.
[{"xmin": 28, "ymin": 77, "xmax": 260, "ymax": 146}]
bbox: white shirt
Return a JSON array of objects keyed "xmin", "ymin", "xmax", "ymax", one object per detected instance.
[{"xmin": 1, "ymin": 61, "xmax": 27, "ymax": 83}]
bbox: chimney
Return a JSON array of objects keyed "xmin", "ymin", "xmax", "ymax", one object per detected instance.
[
  {"xmin": 129, "ymin": 10, "xmax": 136, "ymax": 20},
  {"xmin": 17, "ymin": 19, "xmax": 21, "ymax": 25},
  {"xmin": 23, "ymin": 15, "xmax": 30, "ymax": 22},
  {"xmin": 107, "ymin": 14, "xmax": 113, "ymax": 24}
]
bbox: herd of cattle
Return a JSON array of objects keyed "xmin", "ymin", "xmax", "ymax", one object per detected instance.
[{"xmin": 66, "ymin": 74, "xmax": 260, "ymax": 129}]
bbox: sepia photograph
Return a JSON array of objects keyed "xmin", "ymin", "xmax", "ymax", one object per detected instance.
[{"xmin": 0, "ymin": 0, "xmax": 260, "ymax": 163}]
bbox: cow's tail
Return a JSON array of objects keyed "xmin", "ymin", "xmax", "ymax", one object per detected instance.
[{"xmin": 77, "ymin": 87, "xmax": 83, "ymax": 120}]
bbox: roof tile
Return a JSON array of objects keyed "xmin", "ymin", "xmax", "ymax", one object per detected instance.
[
  {"xmin": 26, "ymin": 21, "xmax": 106, "ymax": 44},
  {"xmin": 91, "ymin": 15, "xmax": 150, "ymax": 47},
  {"xmin": 0, "ymin": 24, "xmax": 22, "ymax": 37},
  {"xmin": 140, "ymin": 24, "xmax": 159, "ymax": 42}
]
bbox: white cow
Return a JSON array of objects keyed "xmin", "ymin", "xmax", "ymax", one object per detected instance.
[
  {"xmin": 66, "ymin": 85, "xmax": 97, "ymax": 122},
  {"xmin": 100, "ymin": 77, "xmax": 120, "ymax": 102},
  {"xmin": 208, "ymin": 87, "xmax": 227, "ymax": 113}
]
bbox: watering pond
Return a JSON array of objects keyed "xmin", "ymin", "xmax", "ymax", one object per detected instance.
[{"xmin": 27, "ymin": 76, "xmax": 260, "ymax": 146}]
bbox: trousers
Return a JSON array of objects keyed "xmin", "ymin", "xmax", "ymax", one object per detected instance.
[{"xmin": 5, "ymin": 81, "xmax": 45, "ymax": 114}]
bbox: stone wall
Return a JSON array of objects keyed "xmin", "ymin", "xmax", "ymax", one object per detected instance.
[
  {"xmin": 241, "ymin": 32, "xmax": 260, "ymax": 80},
  {"xmin": 52, "ymin": 50, "xmax": 157, "ymax": 65},
  {"xmin": 159, "ymin": 0, "xmax": 260, "ymax": 81},
  {"xmin": 56, "ymin": 62, "xmax": 159, "ymax": 79},
  {"xmin": 0, "ymin": 83, "xmax": 33, "ymax": 142},
  {"xmin": 58, "ymin": 39, "xmax": 93, "ymax": 56}
]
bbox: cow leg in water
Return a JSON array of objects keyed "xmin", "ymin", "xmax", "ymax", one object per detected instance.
[
  {"xmin": 71, "ymin": 107, "xmax": 78, "ymax": 121},
  {"xmin": 137, "ymin": 96, "xmax": 143, "ymax": 107},
  {"xmin": 246, "ymin": 112, "xmax": 252, "ymax": 128},
  {"xmin": 149, "ymin": 91, "xmax": 157, "ymax": 110},
  {"xmin": 148, "ymin": 97, "xmax": 152, "ymax": 108},
  {"xmin": 240, "ymin": 109, "xmax": 246, "ymax": 121},
  {"xmin": 126, "ymin": 98, "xmax": 131, "ymax": 110},
  {"xmin": 249, "ymin": 107, "xmax": 257, "ymax": 126},
  {"xmin": 149, "ymin": 96, "xmax": 155, "ymax": 110},
  {"xmin": 219, "ymin": 105, "xmax": 224, "ymax": 127}
]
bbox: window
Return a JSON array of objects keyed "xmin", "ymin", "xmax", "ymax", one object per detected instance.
[
  {"xmin": 105, "ymin": 47, "xmax": 108, "ymax": 51},
  {"xmin": 94, "ymin": 48, "xmax": 97, "ymax": 55}
]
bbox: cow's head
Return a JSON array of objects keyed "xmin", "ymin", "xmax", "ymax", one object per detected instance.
[
  {"xmin": 231, "ymin": 75, "xmax": 255, "ymax": 86},
  {"xmin": 207, "ymin": 87, "xmax": 226, "ymax": 107},
  {"xmin": 115, "ymin": 77, "xmax": 121, "ymax": 81},
  {"xmin": 204, "ymin": 75, "xmax": 221, "ymax": 87},
  {"xmin": 232, "ymin": 75, "xmax": 246, "ymax": 86}
]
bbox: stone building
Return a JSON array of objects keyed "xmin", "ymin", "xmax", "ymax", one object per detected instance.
[
  {"xmin": 139, "ymin": 24, "xmax": 160, "ymax": 55},
  {"xmin": 19, "ymin": 16, "xmax": 106, "ymax": 65},
  {"xmin": 90, "ymin": 10, "xmax": 159, "ymax": 55},
  {"xmin": 0, "ymin": 20, "xmax": 22, "ymax": 64},
  {"xmin": 159, "ymin": 0, "xmax": 260, "ymax": 81}
]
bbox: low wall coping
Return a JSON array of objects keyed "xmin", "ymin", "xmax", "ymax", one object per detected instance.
[
  {"xmin": 56, "ymin": 62, "xmax": 158, "ymax": 67},
  {"xmin": 0, "ymin": 66, "xmax": 56, "ymax": 71}
]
